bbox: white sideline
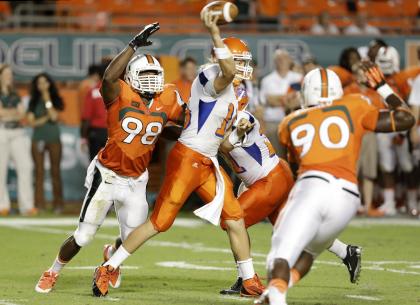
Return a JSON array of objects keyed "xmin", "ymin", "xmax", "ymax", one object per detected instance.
[{"xmin": 0, "ymin": 300, "xmax": 26, "ymax": 305}]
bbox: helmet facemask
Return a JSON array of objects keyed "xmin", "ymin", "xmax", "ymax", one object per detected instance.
[
  {"xmin": 124, "ymin": 55, "xmax": 164, "ymax": 100},
  {"xmin": 233, "ymin": 53, "xmax": 253, "ymax": 81}
]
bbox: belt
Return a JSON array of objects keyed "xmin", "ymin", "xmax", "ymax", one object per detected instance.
[
  {"xmin": 299, "ymin": 175, "xmax": 360, "ymax": 198},
  {"xmin": 0, "ymin": 122, "xmax": 21, "ymax": 129}
]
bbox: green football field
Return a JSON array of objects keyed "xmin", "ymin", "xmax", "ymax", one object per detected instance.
[{"xmin": 0, "ymin": 216, "xmax": 419, "ymax": 305}]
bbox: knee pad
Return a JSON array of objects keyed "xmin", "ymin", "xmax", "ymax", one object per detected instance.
[
  {"xmin": 150, "ymin": 217, "xmax": 173, "ymax": 232},
  {"xmin": 74, "ymin": 222, "xmax": 98, "ymax": 247}
]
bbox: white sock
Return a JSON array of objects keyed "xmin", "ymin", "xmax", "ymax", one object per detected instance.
[
  {"xmin": 104, "ymin": 246, "xmax": 130, "ymax": 269},
  {"xmin": 108, "ymin": 245, "xmax": 116, "ymax": 257},
  {"xmin": 383, "ymin": 188, "xmax": 395, "ymax": 204},
  {"xmin": 328, "ymin": 239, "xmax": 347, "ymax": 260},
  {"xmin": 236, "ymin": 262, "xmax": 243, "ymax": 278},
  {"xmin": 407, "ymin": 190, "xmax": 417, "ymax": 210},
  {"xmin": 50, "ymin": 257, "xmax": 66, "ymax": 273},
  {"xmin": 237, "ymin": 258, "xmax": 255, "ymax": 280},
  {"xmin": 268, "ymin": 285, "xmax": 287, "ymax": 304}
]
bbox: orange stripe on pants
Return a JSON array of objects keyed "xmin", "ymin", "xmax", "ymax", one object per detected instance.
[
  {"xmin": 239, "ymin": 159, "xmax": 294, "ymax": 228},
  {"xmin": 150, "ymin": 142, "xmax": 243, "ymax": 232}
]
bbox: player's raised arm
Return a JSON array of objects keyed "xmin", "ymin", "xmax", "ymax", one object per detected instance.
[
  {"xmin": 202, "ymin": 11, "xmax": 235, "ymax": 94},
  {"xmin": 362, "ymin": 61, "xmax": 415, "ymax": 132},
  {"xmin": 101, "ymin": 22, "xmax": 160, "ymax": 105}
]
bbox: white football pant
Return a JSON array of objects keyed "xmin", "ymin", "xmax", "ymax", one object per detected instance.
[
  {"xmin": 73, "ymin": 158, "xmax": 149, "ymax": 247},
  {"xmin": 266, "ymin": 170, "xmax": 360, "ymax": 271}
]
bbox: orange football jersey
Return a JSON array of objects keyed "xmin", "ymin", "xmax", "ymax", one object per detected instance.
[
  {"xmin": 392, "ymin": 66, "xmax": 420, "ymax": 100},
  {"xmin": 343, "ymin": 82, "xmax": 385, "ymax": 109},
  {"xmin": 98, "ymin": 80, "xmax": 184, "ymax": 177},
  {"xmin": 279, "ymin": 94, "xmax": 380, "ymax": 183}
]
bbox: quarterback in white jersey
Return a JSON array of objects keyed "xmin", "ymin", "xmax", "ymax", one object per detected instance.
[{"xmin": 93, "ymin": 13, "xmax": 265, "ymax": 297}]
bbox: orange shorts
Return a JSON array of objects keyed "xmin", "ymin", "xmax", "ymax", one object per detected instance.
[
  {"xmin": 238, "ymin": 159, "xmax": 294, "ymax": 228},
  {"xmin": 150, "ymin": 142, "xmax": 244, "ymax": 232}
]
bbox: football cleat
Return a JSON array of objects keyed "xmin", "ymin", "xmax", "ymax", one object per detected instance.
[
  {"xmin": 342, "ymin": 245, "xmax": 362, "ymax": 284},
  {"xmin": 92, "ymin": 265, "xmax": 111, "ymax": 297},
  {"xmin": 220, "ymin": 277, "xmax": 242, "ymax": 295},
  {"xmin": 103, "ymin": 244, "xmax": 121, "ymax": 288},
  {"xmin": 35, "ymin": 270, "xmax": 59, "ymax": 293},
  {"xmin": 240, "ymin": 274, "xmax": 265, "ymax": 297}
]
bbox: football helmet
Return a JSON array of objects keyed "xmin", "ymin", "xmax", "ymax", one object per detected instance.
[
  {"xmin": 124, "ymin": 54, "xmax": 164, "ymax": 98},
  {"xmin": 375, "ymin": 46, "xmax": 400, "ymax": 76},
  {"xmin": 222, "ymin": 37, "xmax": 253, "ymax": 81},
  {"xmin": 301, "ymin": 68, "xmax": 343, "ymax": 108}
]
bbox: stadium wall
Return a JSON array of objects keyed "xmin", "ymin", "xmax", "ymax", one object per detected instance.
[{"xmin": 1, "ymin": 34, "xmax": 419, "ymax": 81}]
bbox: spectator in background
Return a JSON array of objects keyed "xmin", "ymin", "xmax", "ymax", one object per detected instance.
[
  {"xmin": 259, "ymin": 49, "xmax": 302, "ymax": 154},
  {"xmin": 81, "ymin": 64, "xmax": 108, "ymax": 160},
  {"xmin": 78, "ymin": 64, "xmax": 102, "ymax": 112},
  {"xmin": 27, "ymin": 73, "xmax": 64, "ymax": 214},
  {"xmin": 173, "ymin": 57, "xmax": 197, "ymax": 103},
  {"xmin": 310, "ymin": 11, "xmax": 339, "ymax": 35},
  {"xmin": 344, "ymin": 12, "xmax": 381, "ymax": 35},
  {"xmin": 0, "ymin": 65, "xmax": 35, "ymax": 216}
]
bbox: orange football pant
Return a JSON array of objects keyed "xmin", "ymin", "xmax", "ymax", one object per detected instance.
[
  {"xmin": 229, "ymin": 159, "xmax": 294, "ymax": 229},
  {"xmin": 151, "ymin": 142, "xmax": 244, "ymax": 232}
]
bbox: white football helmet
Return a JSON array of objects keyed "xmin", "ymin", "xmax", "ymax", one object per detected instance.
[
  {"xmin": 301, "ymin": 68, "xmax": 343, "ymax": 108},
  {"xmin": 124, "ymin": 54, "xmax": 164, "ymax": 97},
  {"xmin": 375, "ymin": 46, "xmax": 400, "ymax": 75}
]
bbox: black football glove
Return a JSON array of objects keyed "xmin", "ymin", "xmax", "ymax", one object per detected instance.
[{"xmin": 129, "ymin": 22, "xmax": 160, "ymax": 51}]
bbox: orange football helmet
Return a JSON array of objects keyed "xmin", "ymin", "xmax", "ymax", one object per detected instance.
[{"xmin": 222, "ymin": 37, "xmax": 253, "ymax": 81}]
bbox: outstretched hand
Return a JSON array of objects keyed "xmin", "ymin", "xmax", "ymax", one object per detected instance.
[
  {"xmin": 202, "ymin": 9, "xmax": 220, "ymax": 37},
  {"xmin": 129, "ymin": 22, "xmax": 160, "ymax": 50},
  {"xmin": 360, "ymin": 60, "xmax": 386, "ymax": 89}
]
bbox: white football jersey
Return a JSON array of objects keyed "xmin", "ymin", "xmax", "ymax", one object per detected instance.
[
  {"xmin": 179, "ymin": 64, "xmax": 237, "ymax": 157},
  {"xmin": 227, "ymin": 111, "xmax": 279, "ymax": 186}
]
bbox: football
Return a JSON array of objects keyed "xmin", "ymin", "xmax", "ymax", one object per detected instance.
[{"xmin": 200, "ymin": 1, "xmax": 239, "ymax": 25}]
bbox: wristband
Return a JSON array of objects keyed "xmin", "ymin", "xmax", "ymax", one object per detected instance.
[
  {"xmin": 45, "ymin": 101, "xmax": 53, "ymax": 109},
  {"xmin": 228, "ymin": 129, "xmax": 241, "ymax": 147},
  {"xmin": 213, "ymin": 47, "xmax": 232, "ymax": 60},
  {"xmin": 128, "ymin": 40, "xmax": 138, "ymax": 51},
  {"xmin": 376, "ymin": 84, "xmax": 394, "ymax": 100}
]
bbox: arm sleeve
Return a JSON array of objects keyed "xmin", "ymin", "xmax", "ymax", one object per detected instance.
[
  {"xmin": 408, "ymin": 76, "xmax": 420, "ymax": 107},
  {"xmin": 359, "ymin": 99, "xmax": 380, "ymax": 131},
  {"xmin": 167, "ymin": 89, "xmax": 185, "ymax": 124},
  {"xmin": 198, "ymin": 65, "xmax": 221, "ymax": 98}
]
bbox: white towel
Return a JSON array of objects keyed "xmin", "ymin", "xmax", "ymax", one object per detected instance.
[
  {"xmin": 193, "ymin": 156, "xmax": 225, "ymax": 226},
  {"xmin": 84, "ymin": 157, "xmax": 98, "ymax": 189}
]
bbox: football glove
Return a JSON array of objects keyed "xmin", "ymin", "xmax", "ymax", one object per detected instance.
[
  {"xmin": 129, "ymin": 22, "xmax": 160, "ymax": 51},
  {"xmin": 361, "ymin": 60, "xmax": 386, "ymax": 90}
]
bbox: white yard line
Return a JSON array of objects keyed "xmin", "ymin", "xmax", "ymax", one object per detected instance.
[
  {"xmin": 0, "ymin": 217, "xmax": 203, "ymax": 228},
  {"xmin": 346, "ymin": 295, "xmax": 382, "ymax": 301},
  {"xmin": 156, "ymin": 261, "xmax": 234, "ymax": 271},
  {"xmin": 0, "ymin": 300, "xmax": 26, "ymax": 305},
  {"xmin": 67, "ymin": 266, "xmax": 139, "ymax": 270}
]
